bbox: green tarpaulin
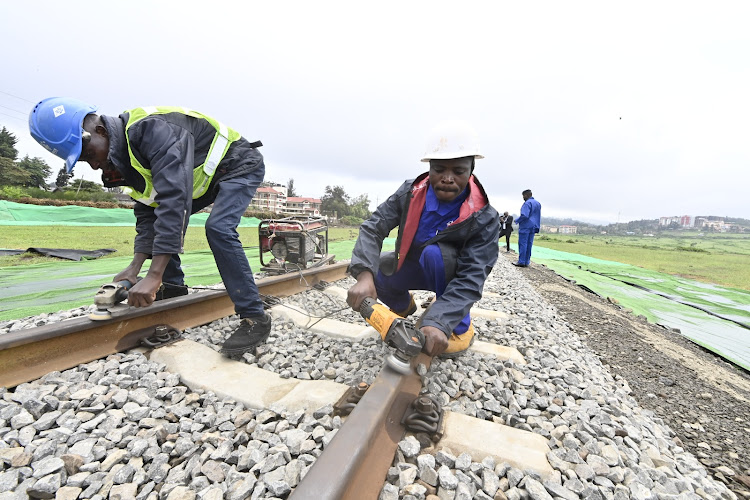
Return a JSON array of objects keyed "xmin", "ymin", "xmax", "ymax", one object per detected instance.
[
  {"xmin": 531, "ymin": 245, "xmax": 750, "ymax": 371},
  {"xmin": 0, "ymin": 200, "xmax": 260, "ymax": 227},
  {"xmin": 1, "ymin": 200, "xmax": 748, "ymax": 371},
  {"xmin": 0, "ymin": 238, "xmax": 395, "ymax": 321}
]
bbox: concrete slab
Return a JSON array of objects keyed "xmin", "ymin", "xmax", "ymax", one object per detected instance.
[
  {"xmin": 323, "ymin": 287, "xmax": 509, "ymax": 323},
  {"xmin": 269, "ymin": 305, "xmax": 377, "ymax": 341},
  {"xmin": 270, "ymin": 304, "xmax": 521, "ymax": 363},
  {"xmin": 435, "ymin": 411, "xmax": 553, "ymax": 477},
  {"xmin": 149, "ymin": 340, "xmax": 348, "ymax": 413},
  {"xmin": 322, "ymin": 286, "xmax": 348, "ymax": 301},
  {"xmin": 470, "ymin": 307, "xmax": 509, "ymax": 322},
  {"xmin": 472, "ymin": 341, "xmax": 526, "ymax": 365}
]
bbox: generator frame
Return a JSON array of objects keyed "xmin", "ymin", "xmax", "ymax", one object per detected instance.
[{"xmin": 258, "ymin": 216, "xmax": 330, "ymax": 275}]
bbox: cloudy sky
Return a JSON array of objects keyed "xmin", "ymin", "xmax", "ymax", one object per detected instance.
[{"xmin": 2, "ymin": 1, "xmax": 748, "ymax": 224}]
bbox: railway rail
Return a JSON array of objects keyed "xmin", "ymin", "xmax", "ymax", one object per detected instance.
[{"xmin": 0, "ymin": 262, "xmax": 350, "ymax": 389}]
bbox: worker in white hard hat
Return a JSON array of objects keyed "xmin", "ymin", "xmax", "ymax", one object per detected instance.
[{"xmin": 347, "ymin": 120, "xmax": 500, "ymax": 358}]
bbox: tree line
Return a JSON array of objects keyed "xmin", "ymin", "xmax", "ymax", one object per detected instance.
[
  {"xmin": 3, "ymin": 124, "xmax": 372, "ymax": 220},
  {"xmin": 0, "ymin": 126, "xmax": 104, "ymax": 193},
  {"xmin": 285, "ymin": 178, "xmax": 372, "ymax": 223}
]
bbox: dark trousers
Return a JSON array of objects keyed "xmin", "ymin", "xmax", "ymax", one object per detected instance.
[
  {"xmin": 163, "ymin": 163, "xmax": 266, "ymax": 318},
  {"xmin": 502, "ymin": 232, "xmax": 512, "ymax": 251},
  {"xmin": 374, "ymin": 244, "xmax": 471, "ymax": 335}
]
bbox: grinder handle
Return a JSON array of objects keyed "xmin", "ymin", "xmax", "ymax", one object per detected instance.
[
  {"xmin": 359, "ymin": 296, "xmax": 377, "ymax": 320},
  {"xmin": 116, "ymin": 279, "xmax": 136, "ymax": 290}
]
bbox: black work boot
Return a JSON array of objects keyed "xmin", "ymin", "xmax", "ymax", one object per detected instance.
[{"xmin": 220, "ymin": 313, "xmax": 272, "ymax": 358}]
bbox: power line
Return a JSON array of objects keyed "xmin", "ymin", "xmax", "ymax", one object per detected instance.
[
  {"xmin": 0, "ymin": 90, "xmax": 35, "ymax": 104},
  {"xmin": 0, "ymin": 103, "xmax": 27, "ymax": 116},
  {"xmin": 0, "ymin": 111, "xmax": 25, "ymax": 123}
]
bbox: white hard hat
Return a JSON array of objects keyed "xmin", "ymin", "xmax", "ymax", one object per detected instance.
[{"xmin": 421, "ymin": 120, "xmax": 483, "ymax": 162}]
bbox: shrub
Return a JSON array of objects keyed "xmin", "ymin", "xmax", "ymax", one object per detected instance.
[
  {"xmin": 0, "ymin": 185, "xmax": 117, "ymax": 204},
  {"xmin": 340, "ymin": 215, "xmax": 364, "ymax": 226},
  {"xmin": 676, "ymin": 246, "xmax": 709, "ymax": 253},
  {"xmin": 243, "ymin": 210, "xmax": 284, "ymax": 220},
  {"xmin": 0, "ymin": 186, "xmax": 28, "ymax": 200}
]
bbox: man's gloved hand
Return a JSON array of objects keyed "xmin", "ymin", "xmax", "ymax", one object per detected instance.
[
  {"xmin": 420, "ymin": 326, "xmax": 449, "ymax": 357},
  {"xmin": 347, "ymin": 271, "xmax": 377, "ymax": 311}
]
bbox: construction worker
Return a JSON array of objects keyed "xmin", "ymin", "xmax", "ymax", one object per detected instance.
[
  {"xmin": 29, "ymin": 98, "xmax": 271, "ymax": 357},
  {"xmin": 347, "ymin": 121, "xmax": 500, "ymax": 358},
  {"xmin": 513, "ymin": 189, "xmax": 542, "ymax": 267}
]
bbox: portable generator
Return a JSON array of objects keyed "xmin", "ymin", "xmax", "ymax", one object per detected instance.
[{"xmin": 258, "ymin": 216, "xmax": 330, "ymax": 274}]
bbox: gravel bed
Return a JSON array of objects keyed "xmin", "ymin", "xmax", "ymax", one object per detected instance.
[
  {"xmin": 1, "ymin": 261, "xmax": 741, "ymax": 499},
  {"xmin": 0, "ymin": 351, "xmax": 340, "ymax": 499}
]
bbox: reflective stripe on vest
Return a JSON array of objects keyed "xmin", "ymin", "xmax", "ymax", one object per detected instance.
[{"xmin": 122, "ymin": 106, "xmax": 243, "ymax": 207}]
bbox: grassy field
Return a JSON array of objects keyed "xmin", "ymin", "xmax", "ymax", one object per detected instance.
[
  {"xmin": 0, "ymin": 225, "xmax": 362, "ymax": 267},
  {"xmin": 4, "ymin": 226, "xmax": 749, "ymax": 292},
  {"xmin": 529, "ymin": 232, "xmax": 750, "ymax": 291}
]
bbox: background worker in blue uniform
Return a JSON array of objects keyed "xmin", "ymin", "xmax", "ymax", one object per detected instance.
[
  {"xmin": 513, "ymin": 189, "xmax": 542, "ymax": 267},
  {"xmin": 29, "ymin": 97, "xmax": 271, "ymax": 357},
  {"xmin": 347, "ymin": 121, "xmax": 500, "ymax": 358}
]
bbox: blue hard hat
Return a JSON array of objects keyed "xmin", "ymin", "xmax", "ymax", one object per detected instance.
[{"xmin": 29, "ymin": 97, "xmax": 98, "ymax": 173}]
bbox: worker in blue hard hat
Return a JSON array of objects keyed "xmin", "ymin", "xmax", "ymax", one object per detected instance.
[
  {"xmin": 347, "ymin": 120, "xmax": 500, "ymax": 358},
  {"xmin": 29, "ymin": 97, "xmax": 272, "ymax": 358}
]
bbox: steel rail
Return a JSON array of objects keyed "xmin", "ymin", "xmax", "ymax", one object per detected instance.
[
  {"xmin": 290, "ymin": 354, "xmax": 433, "ymax": 500},
  {"xmin": 0, "ymin": 261, "xmax": 349, "ymax": 388}
]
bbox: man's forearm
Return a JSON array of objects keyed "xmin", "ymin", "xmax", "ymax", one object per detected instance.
[{"xmin": 145, "ymin": 254, "xmax": 172, "ymax": 281}]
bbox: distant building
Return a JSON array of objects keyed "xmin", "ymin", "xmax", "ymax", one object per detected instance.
[
  {"xmin": 559, "ymin": 225, "xmax": 577, "ymax": 234},
  {"xmin": 659, "ymin": 215, "xmax": 694, "ymax": 228},
  {"xmin": 541, "ymin": 225, "xmax": 558, "ymax": 233},
  {"xmin": 248, "ymin": 181, "xmax": 323, "ymax": 216},
  {"xmin": 700, "ymin": 220, "xmax": 734, "ymax": 232},
  {"xmin": 250, "ymin": 186, "xmax": 286, "ymax": 213},
  {"xmin": 284, "ymin": 197, "xmax": 322, "ymax": 216}
]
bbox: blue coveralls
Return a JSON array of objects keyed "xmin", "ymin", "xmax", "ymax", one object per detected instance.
[
  {"xmin": 515, "ymin": 196, "xmax": 542, "ymax": 266},
  {"xmin": 374, "ymin": 185, "xmax": 471, "ymax": 335}
]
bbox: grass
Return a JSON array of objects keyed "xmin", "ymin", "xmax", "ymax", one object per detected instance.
[
  {"xmin": 0, "ymin": 225, "xmax": 362, "ymax": 267},
  {"xmin": 530, "ymin": 232, "xmax": 750, "ymax": 291},
  {"xmin": 5, "ymin": 225, "xmax": 747, "ymax": 292}
]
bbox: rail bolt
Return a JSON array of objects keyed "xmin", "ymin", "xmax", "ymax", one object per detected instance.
[
  {"xmin": 415, "ymin": 396, "xmax": 435, "ymax": 414},
  {"xmin": 354, "ymin": 382, "xmax": 369, "ymax": 399}
]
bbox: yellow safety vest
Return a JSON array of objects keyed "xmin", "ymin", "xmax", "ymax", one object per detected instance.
[{"xmin": 122, "ymin": 106, "xmax": 241, "ymax": 207}]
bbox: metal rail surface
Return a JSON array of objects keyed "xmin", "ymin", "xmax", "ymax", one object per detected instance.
[
  {"xmin": 0, "ymin": 262, "xmax": 349, "ymax": 388},
  {"xmin": 290, "ymin": 354, "xmax": 433, "ymax": 500}
]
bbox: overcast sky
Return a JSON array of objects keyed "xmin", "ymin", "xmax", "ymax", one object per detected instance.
[{"xmin": 2, "ymin": 1, "xmax": 748, "ymax": 224}]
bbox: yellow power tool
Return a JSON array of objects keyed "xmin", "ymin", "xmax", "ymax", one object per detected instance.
[{"xmin": 359, "ymin": 297, "xmax": 425, "ymax": 374}]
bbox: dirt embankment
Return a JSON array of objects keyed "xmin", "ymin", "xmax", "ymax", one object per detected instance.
[{"xmin": 510, "ymin": 253, "xmax": 750, "ymax": 498}]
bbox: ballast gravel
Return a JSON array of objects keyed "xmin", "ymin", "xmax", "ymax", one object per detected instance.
[
  {"xmin": 0, "ymin": 351, "xmax": 339, "ymax": 499},
  {"xmin": 0, "ymin": 258, "xmax": 739, "ymax": 499}
]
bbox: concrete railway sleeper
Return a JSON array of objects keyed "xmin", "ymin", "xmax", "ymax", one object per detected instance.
[{"xmin": 0, "ymin": 261, "xmax": 739, "ymax": 499}]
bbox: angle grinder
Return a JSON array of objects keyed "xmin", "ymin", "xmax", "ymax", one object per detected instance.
[
  {"xmin": 359, "ymin": 297, "xmax": 425, "ymax": 375},
  {"xmin": 89, "ymin": 279, "xmax": 136, "ymax": 321}
]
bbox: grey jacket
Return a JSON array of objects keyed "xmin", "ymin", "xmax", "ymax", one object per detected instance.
[{"xmin": 102, "ymin": 112, "xmax": 263, "ymax": 256}]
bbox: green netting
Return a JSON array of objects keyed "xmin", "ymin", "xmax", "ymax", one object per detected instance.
[
  {"xmin": 531, "ymin": 245, "xmax": 750, "ymax": 371},
  {"xmin": 0, "ymin": 238, "xmax": 395, "ymax": 322},
  {"xmin": 0, "ymin": 200, "xmax": 260, "ymax": 227},
  {"xmin": 2, "ymin": 212, "xmax": 747, "ymax": 371}
]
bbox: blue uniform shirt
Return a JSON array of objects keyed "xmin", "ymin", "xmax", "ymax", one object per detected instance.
[
  {"xmin": 516, "ymin": 196, "xmax": 542, "ymax": 232},
  {"xmin": 413, "ymin": 184, "xmax": 469, "ymax": 248}
]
